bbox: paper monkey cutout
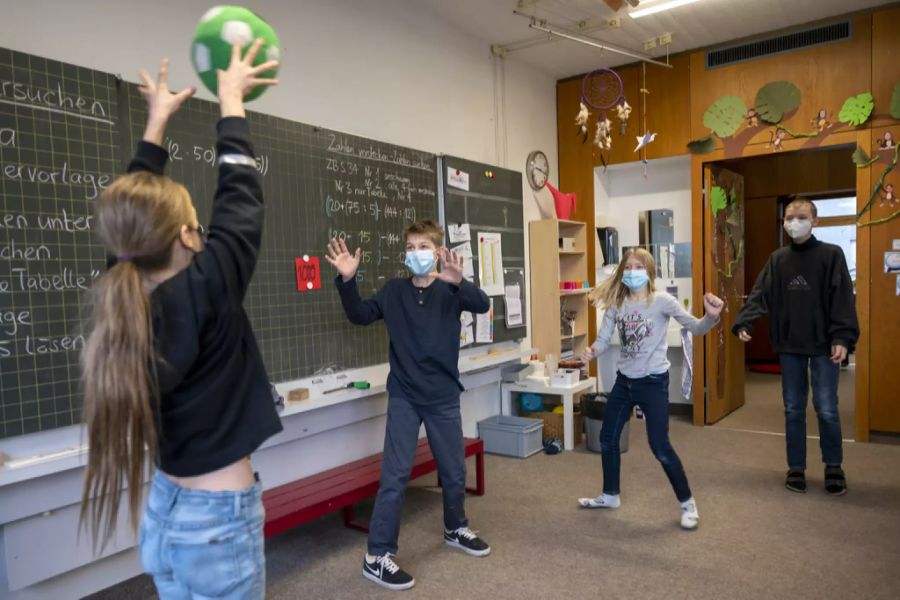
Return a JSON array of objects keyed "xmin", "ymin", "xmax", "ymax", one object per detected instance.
[{"xmin": 811, "ymin": 108, "xmax": 833, "ymax": 133}]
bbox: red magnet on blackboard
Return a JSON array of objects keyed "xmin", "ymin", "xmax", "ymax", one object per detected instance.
[{"xmin": 295, "ymin": 255, "xmax": 321, "ymax": 292}]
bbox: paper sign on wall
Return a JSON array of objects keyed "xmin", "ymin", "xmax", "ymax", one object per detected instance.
[
  {"xmin": 476, "ymin": 299, "xmax": 494, "ymax": 343},
  {"xmin": 504, "ymin": 284, "xmax": 523, "ymax": 327},
  {"xmin": 448, "ymin": 168, "xmax": 470, "ymax": 191},
  {"xmin": 452, "ymin": 242, "xmax": 475, "ymax": 281},
  {"xmin": 295, "ymin": 255, "xmax": 321, "ymax": 291},
  {"xmin": 885, "ymin": 251, "xmax": 900, "ymax": 274},
  {"xmin": 448, "ymin": 224, "xmax": 471, "ymax": 244},
  {"xmin": 477, "ymin": 232, "xmax": 505, "ymax": 296}
]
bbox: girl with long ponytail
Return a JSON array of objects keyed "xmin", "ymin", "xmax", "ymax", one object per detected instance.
[{"xmin": 80, "ymin": 40, "xmax": 280, "ymax": 599}]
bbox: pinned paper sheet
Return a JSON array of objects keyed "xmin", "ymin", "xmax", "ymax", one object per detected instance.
[
  {"xmin": 461, "ymin": 311, "xmax": 474, "ymax": 326},
  {"xmin": 460, "ymin": 324, "xmax": 474, "ymax": 347},
  {"xmin": 477, "ymin": 232, "xmax": 505, "ymax": 296},
  {"xmin": 504, "ymin": 284, "xmax": 523, "ymax": 327},
  {"xmin": 448, "ymin": 168, "xmax": 470, "ymax": 191},
  {"xmin": 476, "ymin": 299, "xmax": 494, "ymax": 343},
  {"xmin": 448, "ymin": 223, "xmax": 471, "ymax": 244},
  {"xmin": 451, "ymin": 241, "xmax": 475, "ymax": 281},
  {"xmin": 452, "ymin": 241, "xmax": 473, "ymax": 257}
]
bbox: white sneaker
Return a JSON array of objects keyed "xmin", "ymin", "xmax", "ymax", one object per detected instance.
[
  {"xmin": 680, "ymin": 498, "xmax": 699, "ymax": 530},
  {"xmin": 578, "ymin": 493, "xmax": 621, "ymax": 509}
]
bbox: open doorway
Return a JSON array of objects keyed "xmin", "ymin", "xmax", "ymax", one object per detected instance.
[{"xmin": 705, "ymin": 146, "xmax": 858, "ymax": 440}]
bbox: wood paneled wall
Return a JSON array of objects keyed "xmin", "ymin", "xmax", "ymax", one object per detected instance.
[{"xmin": 556, "ymin": 5, "xmax": 900, "ymax": 436}]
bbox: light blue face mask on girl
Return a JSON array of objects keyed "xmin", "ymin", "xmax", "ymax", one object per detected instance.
[
  {"xmin": 405, "ymin": 249, "xmax": 435, "ymax": 276},
  {"xmin": 622, "ymin": 269, "xmax": 650, "ymax": 291}
]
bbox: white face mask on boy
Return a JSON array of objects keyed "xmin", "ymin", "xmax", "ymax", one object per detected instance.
[{"xmin": 784, "ymin": 219, "xmax": 812, "ymax": 239}]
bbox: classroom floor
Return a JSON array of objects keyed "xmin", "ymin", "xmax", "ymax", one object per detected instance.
[
  {"xmin": 713, "ymin": 365, "xmax": 856, "ymax": 439},
  {"xmin": 89, "ymin": 415, "xmax": 900, "ymax": 600}
]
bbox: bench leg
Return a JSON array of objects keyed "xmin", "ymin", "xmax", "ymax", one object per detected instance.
[
  {"xmin": 342, "ymin": 505, "xmax": 370, "ymax": 534},
  {"xmin": 465, "ymin": 450, "xmax": 485, "ymax": 496}
]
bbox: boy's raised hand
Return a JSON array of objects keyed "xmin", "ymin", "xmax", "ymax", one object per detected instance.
[
  {"xmin": 430, "ymin": 248, "xmax": 464, "ymax": 285},
  {"xmin": 703, "ymin": 293, "xmax": 725, "ymax": 319},
  {"xmin": 325, "ymin": 238, "xmax": 361, "ymax": 282}
]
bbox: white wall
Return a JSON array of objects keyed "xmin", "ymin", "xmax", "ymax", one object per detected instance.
[{"xmin": 0, "ymin": 2, "xmax": 557, "ymax": 597}]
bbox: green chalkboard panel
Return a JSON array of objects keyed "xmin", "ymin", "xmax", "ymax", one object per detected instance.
[
  {"xmin": 439, "ymin": 156, "xmax": 527, "ymax": 346},
  {"xmin": 0, "ymin": 47, "xmax": 438, "ymax": 439}
]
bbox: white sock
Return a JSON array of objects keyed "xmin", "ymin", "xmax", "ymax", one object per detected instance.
[
  {"xmin": 365, "ymin": 553, "xmax": 377, "ymax": 562},
  {"xmin": 579, "ymin": 493, "xmax": 621, "ymax": 508}
]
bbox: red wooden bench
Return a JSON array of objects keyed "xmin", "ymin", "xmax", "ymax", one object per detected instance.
[{"xmin": 263, "ymin": 437, "xmax": 485, "ymax": 537}]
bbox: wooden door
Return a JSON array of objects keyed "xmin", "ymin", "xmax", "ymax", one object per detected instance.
[{"xmin": 703, "ymin": 166, "xmax": 746, "ymax": 423}]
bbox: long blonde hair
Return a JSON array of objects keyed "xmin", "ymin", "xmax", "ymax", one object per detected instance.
[
  {"xmin": 588, "ymin": 247, "xmax": 657, "ymax": 309},
  {"xmin": 80, "ymin": 172, "xmax": 193, "ymax": 550}
]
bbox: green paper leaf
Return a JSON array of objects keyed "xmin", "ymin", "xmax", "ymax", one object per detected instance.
[
  {"xmin": 891, "ymin": 83, "xmax": 900, "ymax": 120},
  {"xmin": 754, "ymin": 81, "xmax": 802, "ymax": 124},
  {"xmin": 687, "ymin": 135, "xmax": 716, "ymax": 154},
  {"xmin": 703, "ymin": 96, "xmax": 747, "ymax": 138},
  {"xmin": 710, "ymin": 186, "xmax": 728, "ymax": 218},
  {"xmin": 852, "ymin": 146, "xmax": 878, "ymax": 168},
  {"xmin": 839, "ymin": 93, "xmax": 874, "ymax": 127}
]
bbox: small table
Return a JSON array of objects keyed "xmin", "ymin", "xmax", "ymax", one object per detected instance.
[{"xmin": 500, "ymin": 377, "xmax": 597, "ymax": 451}]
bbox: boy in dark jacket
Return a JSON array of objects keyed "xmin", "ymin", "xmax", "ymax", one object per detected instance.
[
  {"xmin": 326, "ymin": 219, "xmax": 491, "ymax": 591},
  {"xmin": 733, "ymin": 197, "xmax": 859, "ymax": 496}
]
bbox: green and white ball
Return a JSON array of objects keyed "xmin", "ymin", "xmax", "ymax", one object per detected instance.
[{"xmin": 191, "ymin": 5, "xmax": 280, "ymax": 101}]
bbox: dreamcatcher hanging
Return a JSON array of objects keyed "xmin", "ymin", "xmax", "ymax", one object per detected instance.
[{"xmin": 579, "ymin": 68, "xmax": 630, "ymax": 168}]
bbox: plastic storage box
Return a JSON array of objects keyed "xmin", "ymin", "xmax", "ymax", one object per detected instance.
[{"xmin": 477, "ymin": 415, "xmax": 544, "ymax": 458}]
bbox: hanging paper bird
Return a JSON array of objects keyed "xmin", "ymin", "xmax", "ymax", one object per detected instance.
[
  {"xmin": 575, "ymin": 102, "xmax": 591, "ymax": 143},
  {"xmin": 595, "ymin": 116, "xmax": 612, "ymax": 151},
  {"xmin": 616, "ymin": 100, "xmax": 632, "ymax": 136},
  {"xmin": 634, "ymin": 131, "xmax": 657, "ymax": 153}
]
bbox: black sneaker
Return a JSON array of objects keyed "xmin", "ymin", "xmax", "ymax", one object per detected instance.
[
  {"xmin": 785, "ymin": 470, "xmax": 807, "ymax": 493},
  {"xmin": 444, "ymin": 527, "xmax": 491, "ymax": 557},
  {"xmin": 825, "ymin": 465, "xmax": 847, "ymax": 496},
  {"xmin": 362, "ymin": 553, "xmax": 415, "ymax": 591}
]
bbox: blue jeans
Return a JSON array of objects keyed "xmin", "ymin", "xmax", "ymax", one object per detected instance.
[
  {"xmin": 779, "ymin": 353, "xmax": 843, "ymax": 470},
  {"xmin": 140, "ymin": 471, "xmax": 266, "ymax": 599},
  {"xmin": 599, "ymin": 371, "xmax": 692, "ymax": 502},
  {"xmin": 368, "ymin": 396, "xmax": 468, "ymax": 556}
]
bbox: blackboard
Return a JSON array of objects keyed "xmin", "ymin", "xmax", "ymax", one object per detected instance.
[
  {"xmin": 0, "ymin": 48, "xmax": 117, "ymax": 438},
  {"xmin": 0, "ymin": 47, "xmax": 437, "ymax": 439},
  {"xmin": 438, "ymin": 156, "xmax": 527, "ymax": 346}
]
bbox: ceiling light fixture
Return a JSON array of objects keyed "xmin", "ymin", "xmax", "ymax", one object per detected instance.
[{"xmin": 629, "ymin": 0, "xmax": 703, "ymax": 19}]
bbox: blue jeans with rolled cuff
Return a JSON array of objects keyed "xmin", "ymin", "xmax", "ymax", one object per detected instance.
[{"xmin": 599, "ymin": 371, "xmax": 693, "ymax": 502}]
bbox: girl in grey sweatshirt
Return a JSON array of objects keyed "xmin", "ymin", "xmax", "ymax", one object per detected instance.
[{"xmin": 578, "ymin": 247, "xmax": 723, "ymax": 529}]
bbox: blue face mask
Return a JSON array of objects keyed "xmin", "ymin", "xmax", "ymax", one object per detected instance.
[
  {"xmin": 405, "ymin": 249, "xmax": 435, "ymax": 276},
  {"xmin": 622, "ymin": 269, "xmax": 649, "ymax": 291}
]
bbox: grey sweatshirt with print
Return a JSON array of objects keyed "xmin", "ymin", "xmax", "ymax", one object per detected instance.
[{"xmin": 591, "ymin": 292, "xmax": 719, "ymax": 379}]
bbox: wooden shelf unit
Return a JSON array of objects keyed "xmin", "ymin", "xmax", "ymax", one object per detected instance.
[{"xmin": 529, "ymin": 219, "xmax": 591, "ymax": 361}]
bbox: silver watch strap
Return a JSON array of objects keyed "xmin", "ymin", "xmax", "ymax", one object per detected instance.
[{"xmin": 217, "ymin": 153, "xmax": 257, "ymax": 167}]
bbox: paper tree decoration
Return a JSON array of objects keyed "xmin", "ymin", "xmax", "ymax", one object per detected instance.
[
  {"xmin": 754, "ymin": 81, "xmax": 802, "ymax": 124},
  {"xmin": 687, "ymin": 135, "xmax": 717, "ymax": 154},
  {"xmin": 710, "ymin": 186, "xmax": 728, "ymax": 218},
  {"xmin": 703, "ymin": 96, "xmax": 747, "ymax": 138},
  {"xmin": 838, "ymin": 93, "xmax": 874, "ymax": 127}
]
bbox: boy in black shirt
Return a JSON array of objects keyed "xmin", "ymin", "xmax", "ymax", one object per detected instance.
[
  {"xmin": 733, "ymin": 198, "xmax": 858, "ymax": 495},
  {"xmin": 326, "ymin": 219, "xmax": 491, "ymax": 591}
]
